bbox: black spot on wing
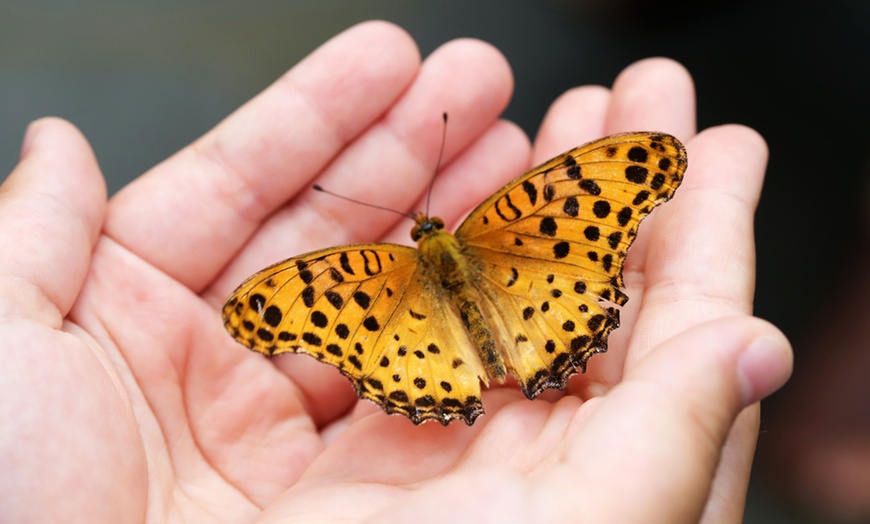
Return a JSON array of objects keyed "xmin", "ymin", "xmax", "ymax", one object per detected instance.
[
  {"xmin": 339, "ymin": 252, "xmax": 354, "ymax": 275},
  {"xmin": 579, "ymin": 179, "xmax": 601, "ymax": 195},
  {"xmin": 324, "ymin": 290, "xmax": 343, "ymax": 310},
  {"xmin": 361, "ymin": 250, "xmax": 383, "ymax": 276},
  {"xmin": 584, "ymin": 226, "xmax": 600, "ymax": 242},
  {"xmin": 353, "ymin": 291, "xmax": 371, "ymax": 309},
  {"xmin": 563, "ymin": 197, "xmax": 579, "ymax": 217},
  {"xmin": 522, "ymin": 180, "xmax": 537, "ymax": 206},
  {"xmin": 263, "ymin": 305, "xmax": 282, "ymax": 327},
  {"xmin": 608, "ymin": 232, "xmax": 623, "ymax": 249},
  {"xmin": 553, "ymin": 242, "xmax": 570, "ymax": 259},
  {"xmin": 495, "ymin": 194, "xmax": 522, "ymax": 222},
  {"xmin": 363, "ymin": 316, "xmax": 380, "ymax": 331},
  {"xmin": 540, "ymin": 217, "xmax": 557, "ymax": 236},
  {"xmin": 627, "ymin": 146, "xmax": 648, "ymax": 163},
  {"xmin": 310, "ymin": 310, "xmax": 328, "ymax": 328},
  {"xmin": 302, "ymin": 332, "xmax": 322, "ymax": 346},
  {"xmin": 625, "ymin": 165, "xmax": 648, "ymax": 184},
  {"xmin": 301, "ymin": 286, "xmax": 315, "ymax": 308},
  {"xmin": 328, "ymin": 267, "xmax": 344, "ymax": 283},
  {"xmin": 543, "ymin": 184, "xmax": 556, "ymax": 202},
  {"xmin": 632, "ymin": 190, "xmax": 650, "ymax": 206},
  {"xmin": 617, "ymin": 206, "xmax": 632, "ymax": 227},
  {"xmin": 249, "ymin": 294, "xmax": 265, "ymax": 313},
  {"xmin": 506, "ymin": 267, "xmax": 518, "ymax": 287},
  {"xmin": 592, "ymin": 200, "xmax": 610, "ymax": 218}
]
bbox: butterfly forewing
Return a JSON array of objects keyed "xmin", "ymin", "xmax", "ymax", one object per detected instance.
[
  {"xmin": 222, "ymin": 244, "xmax": 487, "ymax": 425},
  {"xmin": 456, "ymin": 132, "xmax": 687, "ymax": 396}
]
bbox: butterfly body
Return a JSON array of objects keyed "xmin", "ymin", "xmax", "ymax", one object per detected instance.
[
  {"xmin": 413, "ymin": 212, "xmax": 509, "ymax": 383},
  {"xmin": 223, "ymin": 132, "xmax": 687, "ymax": 426}
]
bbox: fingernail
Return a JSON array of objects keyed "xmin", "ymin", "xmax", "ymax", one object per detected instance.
[
  {"xmin": 20, "ymin": 120, "xmax": 43, "ymax": 160},
  {"xmin": 737, "ymin": 336, "xmax": 792, "ymax": 405}
]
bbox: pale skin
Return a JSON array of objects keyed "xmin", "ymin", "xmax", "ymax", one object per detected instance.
[{"xmin": 0, "ymin": 21, "xmax": 792, "ymax": 523}]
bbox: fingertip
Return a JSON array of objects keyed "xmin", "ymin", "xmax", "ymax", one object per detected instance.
[
  {"xmin": 737, "ymin": 326, "xmax": 793, "ymax": 406},
  {"xmin": 19, "ymin": 120, "xmax": 43, "ymax": 160},
  {"xmin": 616, "ymin": 57, "xmax": 693, "ymax": 85},
  {"xmin": 607, "ymin": 57, "xmax": 696, "ymax": 139},
  {"xmin": 684, "ymin": 124, "xmax": 770, "ymax": 207},
  {"xmin": 330, "ymin": 20, "xmax": 420, "ymax": 65},
  {"xmin": 12, "ymin": 117, "xmax": 107, "ymax": 242},
  {"xmin": 10, "ymin": 117, "xmax": 107, "ymax": 201},
  {"xmin": 350, "ymin": 19, "xmax": 416, "ymax": 43},
  {"xmin": 694, "ymin": 123, "xmax": 769, "ymax": 167},
  {"xmin": 422, "ymin": 36, "xmax": 514, "ymax": 123},
  {"xmin": 19, "ymin": 117, "xmax": 89, "ymax": 161},
  {"xmin": 534, "ymin": 85, "xmax": 611, "ymax": 162},
  {"xmin": 1, "ymin": 117, "xmax": 107, "ymax": 321},
  {"xmin": 333, "ymin": 19, "xmax": 422, "ymax": 74},
  {"xmin": 435, "ymin": 37, "xmax": 513, "ymax": 79},
  {"xmin": 287, "ymin": 19, "xmax": 423, "ymax": 144},
  {"xmin": 629, "ymin": 316, "xmax": 792, "ymax": 411}
]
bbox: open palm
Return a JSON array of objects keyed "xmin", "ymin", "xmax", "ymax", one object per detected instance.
[{"xmin": 1, "ymin": 21, "xmax": 791, "ymax": 523}]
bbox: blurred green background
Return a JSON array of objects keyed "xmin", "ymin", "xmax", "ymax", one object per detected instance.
[{"xmin": 2, "ymin": 1, "xmax": 868, "ymax": 522}]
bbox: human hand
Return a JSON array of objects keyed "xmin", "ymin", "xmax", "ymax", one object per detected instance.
[{"xmin": 0, "ymin": 21, "xmax": 791, "ymax": 523}]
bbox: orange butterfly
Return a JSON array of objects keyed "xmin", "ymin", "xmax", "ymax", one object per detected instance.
[{"xmin": 223, "ymin": 132, "xmax": 687, "ymax": 425}]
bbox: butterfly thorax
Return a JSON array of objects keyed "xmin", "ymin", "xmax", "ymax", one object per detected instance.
[
  {"xmin": 412, "ymin": 213, "xmax": 508, "ymax": 382},
  {"xmin": 412, "ymin": 214, "xmax": 465, "ymax": 290}
]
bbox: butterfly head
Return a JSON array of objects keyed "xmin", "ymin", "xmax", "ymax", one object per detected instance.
[{"xmin": 410, "ymin": 213, "xmax": 445, "ymax": 241}]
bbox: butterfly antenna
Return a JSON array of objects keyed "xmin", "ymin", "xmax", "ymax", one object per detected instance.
[
  {"xmin": 425, "ymin": 112, "xmax": 449, "ymax": 217},
  {"xmin": 312, "ymin": 185, "xmax": 415, "ymax": 220}
]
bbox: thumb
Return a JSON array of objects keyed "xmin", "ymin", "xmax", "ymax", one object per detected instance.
[
  {"xmin": 553, "ymin": 316, "xmax": 792, "ymax": 523},
  {"xmin": 0, "ymin": 118, "xmax": 106, "ymax": 325}
]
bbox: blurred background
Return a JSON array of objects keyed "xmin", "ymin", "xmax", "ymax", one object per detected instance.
[{"xmin": 2, "ymin": 1, "xmax": 868, "ymax": 522}]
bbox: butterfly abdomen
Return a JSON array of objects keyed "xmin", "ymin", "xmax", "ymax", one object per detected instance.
[{"xmin": 457, "ymin": 298, "xmax": 507, "ymax": 381}]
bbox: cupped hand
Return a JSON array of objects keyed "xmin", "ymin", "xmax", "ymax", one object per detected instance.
[{"xmin": 0, "ymin": 21, "xmax": 791, "ymax": 523}]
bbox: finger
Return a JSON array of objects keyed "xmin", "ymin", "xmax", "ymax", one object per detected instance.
[
  {"xmin": 105, "ymin": 21, "xmax": 421, "ymax": 291},
  {"xmin": 0, "ymin": 118, "xmax": 106, "ymax": 325},
  {"xmin": 532, "ymin": 85, "xmax": 611, "ymax": 163},
  {"xmin": 605, "ymin": 57, "xmax": 697, "ymax": 139},
  {"xmin": 698, "ymin": 406, "xmax": 760, "ymax": 522},
  {"xmin": 207, "ymin": 37, "xmax": 514, "ymax": 302},
  {"xmin": 603, "ymin": 58, "xmax": 697, "ymax": 287},
  {"xmin": 544, "ymin": 316, "xmax": 792, "ymax": 523},
  {"xmin": 635, "ymin": 124, "xmax": 768, "ymax": 351},
  {"xmin": 630, "ymin": 126, "xmax": 769, "ymax": 523}
]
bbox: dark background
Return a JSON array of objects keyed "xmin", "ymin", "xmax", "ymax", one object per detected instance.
[{"xmin": 2, "ymin": 1, "xmax": 868, "ymax": 522}]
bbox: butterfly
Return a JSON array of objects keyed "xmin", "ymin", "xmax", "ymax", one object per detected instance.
[{"xmin": 222, "ymin": 132, "xmax": 687, "ymax": 426}]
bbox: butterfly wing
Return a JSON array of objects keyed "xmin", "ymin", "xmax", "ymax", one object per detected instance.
[
  {"xmin": 455, "ymin": 132, "xmax": 687, "ymax": 397},
  {"xmin": 222, "ymin": 244, "xmax": 487, "ymax": 425}
]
